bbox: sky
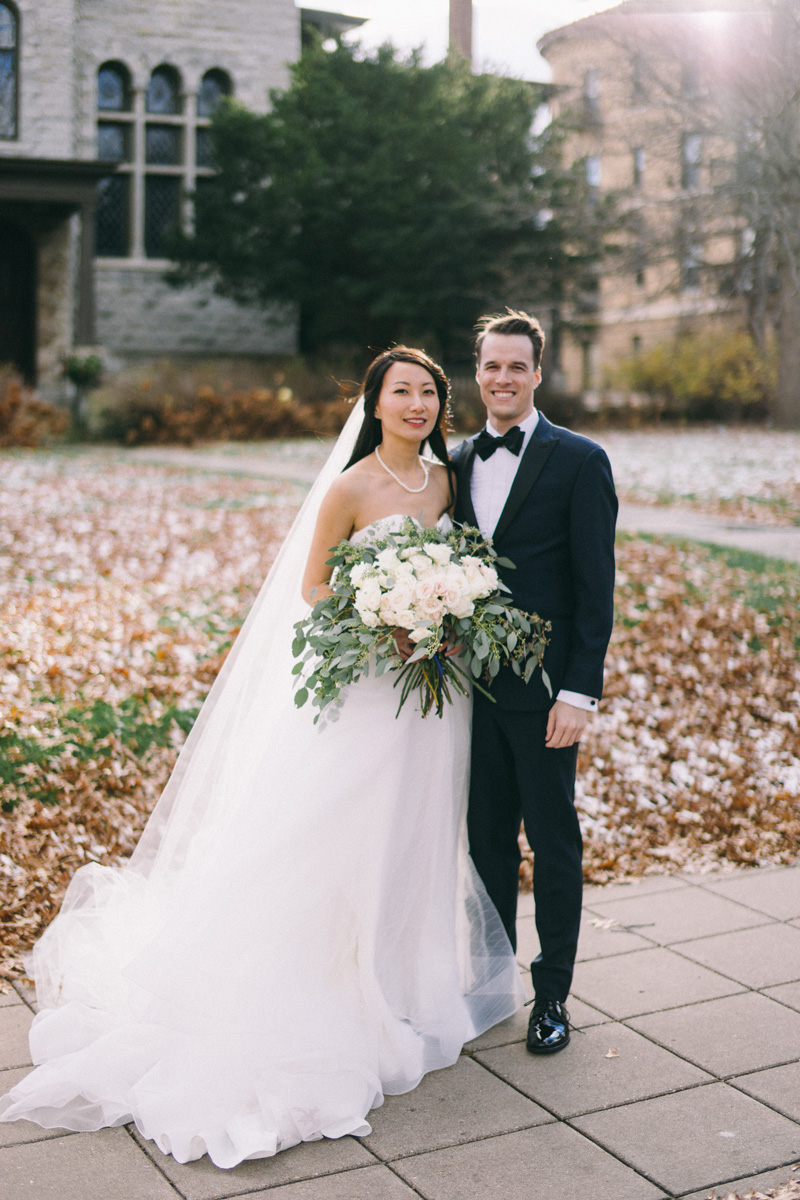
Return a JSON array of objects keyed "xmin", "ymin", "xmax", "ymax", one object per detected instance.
[{"xmin": 306, "ymin": 1, "xmax": 622, "ymax": 81}]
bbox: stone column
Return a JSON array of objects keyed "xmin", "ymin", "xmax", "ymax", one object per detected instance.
[{"xmin": 449, "ymin": 0, "xmax": 473, "ymax": 65}]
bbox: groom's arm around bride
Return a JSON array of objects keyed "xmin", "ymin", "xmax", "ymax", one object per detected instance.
[{"xmin": 453, "ymin": 309, "xmax": 618, "ymax": 1054}]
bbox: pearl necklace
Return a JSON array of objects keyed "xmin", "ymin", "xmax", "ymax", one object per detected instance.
[{"xmin": 375, "ymin": 445, "xmax": 430, "ymax": 494}]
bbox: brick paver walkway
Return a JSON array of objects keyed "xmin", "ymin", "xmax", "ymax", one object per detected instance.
[{"xmin": 2, "ymin": 865, "xmax": 799, "ymax": 1199}]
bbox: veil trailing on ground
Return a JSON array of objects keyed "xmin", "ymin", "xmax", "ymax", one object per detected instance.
[
  {"xmin": 30, "ymin": 398, "xmax": 367, "ymax": 999},
  {"xmin": 8, "ymin": 394, "xmax": 524, "ymax": 1167}
]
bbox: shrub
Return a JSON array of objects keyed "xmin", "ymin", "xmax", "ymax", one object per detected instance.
[
  {"xmin": 0, "ymin": 368, "xmax": 69, "ymax": 448},
  {"xmin": 96, "ymin": 359, "xmax": 355, "ymax": 444},
  {"xmin": 609, "ymin": 330, "xmax": 775, "ymax": 422}
]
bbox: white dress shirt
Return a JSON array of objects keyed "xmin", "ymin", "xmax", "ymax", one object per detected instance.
[{"xmin": 470, "ymin": 410, "xmax": 598, "ymax": 714}]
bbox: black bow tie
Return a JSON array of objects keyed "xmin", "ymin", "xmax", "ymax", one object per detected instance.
[{"xmin": 474, "ymin": 426, "xmax": 524, "ymax": 461}]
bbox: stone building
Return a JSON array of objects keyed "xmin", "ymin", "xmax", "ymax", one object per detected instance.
[
  {"xmin": 0, "ymin": 1, "xmax": 361, "ymax": 387},
  {"xmin": 538, "ymin": 1, "xmax": 763, "ymax": 402}
]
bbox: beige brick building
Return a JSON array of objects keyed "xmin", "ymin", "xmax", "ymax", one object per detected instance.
[
  {"xmin": 0, "ymin": 2, "xmax": 360, "ymax": 387},
  {"xmin": 538, "ymin": 1, "xmax": 762, "ymax": 403}
]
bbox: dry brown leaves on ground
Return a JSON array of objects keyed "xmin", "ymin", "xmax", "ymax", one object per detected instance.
[
  {"xmin": 0, "ymin": 454, "xmax": 298, "ymax": 978},
  {"xmin": 521, "ymin": 534, "xmax": 800, "ymax": 886},
  {"xmin": 2, "ymin": 452, "xmax": 799, "ymax": 978},
  {"xmin": 704, "ymin": 1179, "xmax": 800, "ymax": 1200}
]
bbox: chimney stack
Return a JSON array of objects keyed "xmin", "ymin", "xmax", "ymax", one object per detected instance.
[{"xmin": 449, "ymin": 0, "xmax": 473, "ymax": 65}]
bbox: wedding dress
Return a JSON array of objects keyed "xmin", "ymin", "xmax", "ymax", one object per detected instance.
[{"xmin": 0, "ymin": 404, "xmax": 524, "ymax": 1169}]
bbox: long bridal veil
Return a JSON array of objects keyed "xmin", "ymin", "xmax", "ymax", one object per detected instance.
[
  {"xmin": 30, "ymin": 398, "xmax": 368, "ymax": 1008},
  {"xmin": 4, "ymin": 394, "xmax": 524, "ymax": 1167}
]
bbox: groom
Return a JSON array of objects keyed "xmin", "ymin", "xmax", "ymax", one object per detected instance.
[{"xmin": 454, "ymin": 310, "xmax": 617, "ymax": 1054}]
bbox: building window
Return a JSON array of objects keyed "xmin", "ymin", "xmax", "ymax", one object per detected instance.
[
  {"xmin": 583, "ymin": 68, "xmax": 600, "ymax": 124},
  {"xmin": 0, "ymin": 2, "xmax": 18, "ymax": 140},
  {"xmin": 96, "ymin": 176, "xmax": 130, "ymax": 257},
  {"xmin": 146, "ymin": 65, "xmax": 182, "ymax": 115},
  {"xmin": 633, "ymin": 147, "xmax": 645, "ymax": 189},
  {"xmin": 95, "ymin": 62, "xmax": 233, "ymax": 260},
  {"xmin": 96, "ymin": 62, "xmax": 133, "ymax": 255},
  {"xmin": 631, "ymin": 55, "xmax": 646, "ymax": 105},
  {"xmin": 681, "ymin": 133, "xmax": 702, "ymax": 190},
  {"xmin": 633, "ymin": 245, "xmax": 646, "ymax": 288},
  {"xmin": 681, "ymin": 56, "xmax": 701, "ymax": 99},
  {"xmin": 586, "ymin": 155, "xmax": 602, "ymax": 189},
  {"xmin": 681, "ymin": 238, "xmax": 703, "ymax": 290},
  {"xmin": 196, "ymin": 69, "xmax": 232, "ymax": 169}
]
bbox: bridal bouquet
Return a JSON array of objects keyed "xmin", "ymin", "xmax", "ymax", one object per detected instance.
[{"xmin": 292, "ymin": 520, "xmax": 551, "ymax": 720}]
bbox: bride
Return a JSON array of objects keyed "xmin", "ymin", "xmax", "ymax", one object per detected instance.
[{"xmin": 0, "ymin": 347, "xmax": 524, "ymax": 1169}]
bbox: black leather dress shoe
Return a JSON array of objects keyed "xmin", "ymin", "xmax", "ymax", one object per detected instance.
[{"xmin": 526, "ymin": 998, "xmax": 571, "ymax": 1054}]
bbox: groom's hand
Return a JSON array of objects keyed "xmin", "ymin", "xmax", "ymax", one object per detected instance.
[{"xmin": 545, "ymin": 700, "xmax": 588, "ymax": 749}]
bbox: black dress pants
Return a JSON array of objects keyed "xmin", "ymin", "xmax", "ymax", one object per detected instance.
[{"xmin": 467, "ymin": 695, "xmax": 583, "ymax": 1003}]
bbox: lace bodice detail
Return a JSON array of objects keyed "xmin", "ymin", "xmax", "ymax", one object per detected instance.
[{"xmin": 349, "ymin": 513, "xmax": 452, "ymax": 547}]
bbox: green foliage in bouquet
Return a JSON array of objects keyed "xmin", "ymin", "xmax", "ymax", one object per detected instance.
[{"xmin": 292, "ymin": 520, "xmax": 551, "ymax": 720}]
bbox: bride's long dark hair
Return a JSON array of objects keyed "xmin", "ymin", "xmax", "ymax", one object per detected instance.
[{"xmin": 343, "ymin": 347, "xmax": 455, "ymax": 503}]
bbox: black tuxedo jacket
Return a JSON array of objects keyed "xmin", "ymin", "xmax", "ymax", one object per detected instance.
[{"xmin": 453, "ymin": 412, "xmax": 618, "ymax": 711}]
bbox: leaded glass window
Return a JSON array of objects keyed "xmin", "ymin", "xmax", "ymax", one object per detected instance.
[
  {"xmin": 197, "ymin": 69, "xmax": 231, "ymax": 117},
  {"xmin": 97, "ymin": 63, "xmax": 130, "ymax": 112},
  {"xmin": 145, "ymin": 175, "xmax": 180, "ymax": 257},
  {"xmin": 195, "ymin": 127, "xmax": 214, "ymax": 169},
  {"xmin": 0, "ymin": 3, "xmax": 18, "ymax": 140},
  {"xmin": 97, "ymin": 123, "xmax": 128, "ymax": 162},
  {"xmin": 96, "ymin": 175, "xmax": 130, "ymax": 257},
  {"xmin": 146, "ymin": 66, "xmax": 181, "ymax": 115},
  {"xmin": 146, "ymin": 124, "xmax": 181, "ymax": 165}
]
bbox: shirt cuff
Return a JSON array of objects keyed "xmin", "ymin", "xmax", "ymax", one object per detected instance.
[{"xmin": 556, "ymin": 689, "xmax": 598, "ymax": 712}]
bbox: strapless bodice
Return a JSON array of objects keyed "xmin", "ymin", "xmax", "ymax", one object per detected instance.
[{"xmin": 349, "ymin": 513, "xmax": 452, "ymax": 546}]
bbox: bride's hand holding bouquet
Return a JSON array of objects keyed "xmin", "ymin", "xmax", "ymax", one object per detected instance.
[{"xmin": 292, "ymin": 518, "xmax": 551, "ymax": 720}]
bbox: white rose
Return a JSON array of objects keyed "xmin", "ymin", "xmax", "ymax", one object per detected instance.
[
  {"xmin": 407, "ymin": 552, "xmax": 434, "ymax": 573},
  {"xmin": 409, "ymin": 627, "xmax": 433, "ymax": 644},
  {"xmin": 479, "ymin": 564, "xmax": 499, "ymax": 591},
  {"xmin": 418, "ymin": 595, "xmax": 446, "ymax": 622},
  {"xmin": 354, "ymin": 578, "xmax": 382, "ymax": 611},
  {"xmin": 423, "ymin": 542, "xmax": 452, "ymax": 565},
  {"xmin": 376, "ymin": 548, "xmax": 402, "ymax": 573},
  {"xmin": 360, "ymin": 609, "xmax": 380, "ymax": 628}
]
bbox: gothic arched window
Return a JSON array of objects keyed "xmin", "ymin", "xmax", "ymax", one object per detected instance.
[
  {"xmin": 95, "ymin": 61, "xmax": 133, "ymax": 257},
  {"xmin": 196, "ymin": 68, "xmax": 233, "ymax": 168},
  {"xmin": 146, "ymin": 65, "xmax": 182, "ymax": 115},
  {"xmin": 0, "ymin": 2, "xmax": 19, "ymax": 140},
  {"xmin": 197, "ymin": 68, "xmax": 232, "ymax": 117}
]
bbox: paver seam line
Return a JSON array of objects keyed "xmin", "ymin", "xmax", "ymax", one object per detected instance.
[
  {"xmin": 565, "ymin": 1099, "xmax": 800, "ymax": 1200},
  {"xmin": 381, "ymin": 1166, "xmax": 431, "ymax": 1200},
  {"xmin": 380, "ymin": 1112, "xmax": 668, "ymax": 1198},
  {"xmin": 0, "ymin": 1126, "xmax": 81, "ymax": 1148},
  {"xmin": 122, "ymin": 1123, "xmax": 187, "ymax": 1197},
  {"xmin": 672, "ymin": 1154, "xmax": 800, "ymax": 1200},
  {"xmin": 581, "ymin": 904, "xmax": 780, "ymax": 945},
  {"xmin": 581, "ymin": 981, "xmax": 748, "ymax": 1021},
  {"xmin": 724, "ymin": 1071, "xmax": 800, "ymax": 1124},
  {"xmin": 614, "ymin": 1017, "xmax": 732, "ymax": 1077},
  {"xmin": 131, "ymin": 1130, "xmax": 386, "ymax": 1199},
  {"xmin": 359, "ymin": 1113, "xmax": 557, "ymax": 1165},
  {"xmin": 618, "ymin": 1012, "xmax": 800, "ymax": 1083},
  {"xmin": 545, "ymin": 1079, "xmax": 723, "ymax": 1122},
  {"xmin": 660, "ymin": 917, "xmax": 785, "ymax": 945},
  {"xmin": 664, "ymin": 940, "xmax": 800, "ymax": 988},
  {"xmin": 464, "ymin": 1049, "xmax": 700, "ymax": 1191},
  {"xmin": 10, "ymin": 981, "xmax": 37, "ymax": 1014}
]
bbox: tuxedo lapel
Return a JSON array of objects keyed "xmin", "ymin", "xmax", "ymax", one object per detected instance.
[
  {"xmin": 492, "ymin": 416, "xmax": 559, "ymax": 544},
  {"xmin": 455, "ymin": 439, "xmax": 479, "ymax": 528}
]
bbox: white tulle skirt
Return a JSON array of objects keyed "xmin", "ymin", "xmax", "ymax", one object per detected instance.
[{"xmin": 0, "ymin": 670, "xmax": 523, "ymax": 1168}]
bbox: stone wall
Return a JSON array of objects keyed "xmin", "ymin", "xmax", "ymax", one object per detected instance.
[
  {"xmin": 5, "ymin": 0, "xmax": 76, "ymax": 158},
  {"xmin": 95, "ymin": 264, "xmax": 295, "ymax": 357}
]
